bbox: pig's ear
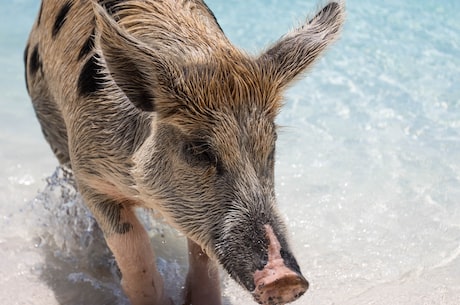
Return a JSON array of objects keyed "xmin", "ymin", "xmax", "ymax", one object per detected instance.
[
  {"xmin": 258, "ymin": 1, "xmax": 345, "ymax": 88},
  {"xmin": 93, "ymin": 3, "xmax": 182, "ymax": 112}
]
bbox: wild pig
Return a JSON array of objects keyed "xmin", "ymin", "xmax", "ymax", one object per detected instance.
[{"xmin": 24, "ymin": 0, "xmax": 345, "ymax": 304}]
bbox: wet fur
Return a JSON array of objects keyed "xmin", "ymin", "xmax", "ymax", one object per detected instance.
[{"xmin": 25, "ymin": 0, "xmax": 345, "ymax": 304}]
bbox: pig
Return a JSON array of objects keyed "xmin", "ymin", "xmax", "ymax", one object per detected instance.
[{"xmin": 24, "ymin": 0, "xmax": 345, "ymax": 304}]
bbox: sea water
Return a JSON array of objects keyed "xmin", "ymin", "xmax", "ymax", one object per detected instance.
[{"xmin": 1, "ymin": 0, "xmax": 459, "ymax": 304}]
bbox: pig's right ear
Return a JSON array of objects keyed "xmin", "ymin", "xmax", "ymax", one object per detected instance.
[
  {"xmin": 257, "ymin": 1, "xmax": 345, "ymax": 89},
  {"xmin": 93, "ymin": 3, "xmax": 182, "ymax": 112}
]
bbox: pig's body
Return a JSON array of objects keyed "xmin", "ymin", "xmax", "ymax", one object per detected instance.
[{"xmin": 24, "ymin": 0, "xmax": 344, "ymax": 304}]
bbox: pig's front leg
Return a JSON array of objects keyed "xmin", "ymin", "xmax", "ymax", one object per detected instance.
[
  {"xmin": 183, "ymin": 239, "xmax": 222, "ymax": 305},
  {"xmin": 83, "ymin": 190, "xmax": 171, "ymax": 305}
]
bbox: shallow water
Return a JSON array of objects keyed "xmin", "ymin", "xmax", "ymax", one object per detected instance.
[{"xmin": 1, "ymin": 0, "xmax": 459, "ymax": 304}]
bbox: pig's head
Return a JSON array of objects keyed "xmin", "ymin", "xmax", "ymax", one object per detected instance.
[{"xmin": 94, "ymin": 1, "xmax": 344, "ymax": 304}]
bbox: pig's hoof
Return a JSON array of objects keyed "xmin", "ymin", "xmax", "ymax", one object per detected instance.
[{"xmin": 253, "ymin": 272, "xmax": 308, "ymax": 305}]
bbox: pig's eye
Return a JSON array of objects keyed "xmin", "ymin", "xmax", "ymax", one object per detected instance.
[{"xmin": 183, "ymin": 141, "xmax": 217, "ymax": 167}]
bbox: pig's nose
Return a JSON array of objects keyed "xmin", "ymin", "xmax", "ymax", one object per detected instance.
[
  {"xmin": 253, "ymin": 271, "xmax": 308, "ymax": 305},
  {"xmin": 252, "ymin": 225, "xmax": 308, "ymax": 305}
]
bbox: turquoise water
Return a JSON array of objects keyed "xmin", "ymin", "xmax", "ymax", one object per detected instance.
[{"xmin": 1, "ymin": 0, "xmax": 459, "ymax": 304}]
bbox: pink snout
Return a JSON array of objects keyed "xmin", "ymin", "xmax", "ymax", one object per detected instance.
[{"xmin": 252, "ymin": 225, "xmax": 308, "ymax": 305}]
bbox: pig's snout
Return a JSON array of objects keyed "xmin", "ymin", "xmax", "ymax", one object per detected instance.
[{"xmin": 252, "ymin": 225, "xmax": 308, "ymax": 305}]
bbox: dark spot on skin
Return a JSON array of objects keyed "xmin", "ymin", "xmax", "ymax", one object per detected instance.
[
  {"xmin": 37, "ymin": 2, "xmax": 43, "ymax": 27},
  {"xmin": 94, "ymin": 199, "xmax": 133, "ymax": 234},
  {"xmin": 78, "ymin": 28, "xmax": 95, "ymax": 60},
  {"xmin": 131, "ymin": 89, "xmax": 155, "ymax": 112},
  {"xmin": 78, "ymin": 54, "xmax": 104, "ymax": 96},
  {"xmin": 52, "ymin": 1, "xmax": 72, "ymax": 38},
  {"xmin": 98, "ymin": 0, "xmax": 126, "ymax": 15},
  {"xmin": 117, "ymin": 222, "xmax": 133, "ymax": 234},
  {"xmin": 24, "ymin": 44, "xmax": 30, "ymax": 92},
  {"xmin": 29, "ymin": 44, "xmax": 42, "ymax": 76}
]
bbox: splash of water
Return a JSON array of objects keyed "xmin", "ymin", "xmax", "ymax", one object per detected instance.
[{"xmin": 23, "ymin": 167, "xmax": 190, "ymax": 305}]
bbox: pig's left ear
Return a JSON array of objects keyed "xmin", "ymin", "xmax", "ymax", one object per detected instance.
[
  {"xmin": 257, "ymin": 1, "xmax": 345, "ymax": 88},
  {"xmin": 93, "ymin": 2, "xmax": 184, "ymax": 113}
]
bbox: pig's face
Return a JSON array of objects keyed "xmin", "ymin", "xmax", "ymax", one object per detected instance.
[
  {"xmin": 130, "ymin": 65, "xmax": 308, "ymax": 303},
  {"xmin": 132, "ymin": 63, "xmax": 280, "ymax": 240}
]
